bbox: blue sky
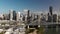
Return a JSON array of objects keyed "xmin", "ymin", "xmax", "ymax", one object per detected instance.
[{"xmin": 0, "ymin": 0, "xmax": 60, "ymax": 14}]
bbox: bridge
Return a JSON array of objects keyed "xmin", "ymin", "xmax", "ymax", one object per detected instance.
[
  {"xmin": 26, "ymin": 22, "xmax": 60, "ymax": 25},
  {"xmin": 40, "ymin": 22, "xmax": 60, "ymax": 25},
  {"xmin": 25, "ymin": 21, "xmax": 60, "ymax": 28}
]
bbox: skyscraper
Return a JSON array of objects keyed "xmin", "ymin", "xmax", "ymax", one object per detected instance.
[
  {"xmin": 9, "ymin": 10, "xmax": 13, "ymax": 20},
  {"xmin": 16, "ymin": 12, "xmax": 21, "ymax": 21},
  {"xmin": 47, "ymin": 13, "xmax": 52, "ymax": 22},
  {"xmin": 24, "ymin": 9, "xmax": 30, "ymax": 23},
  {"xmin": 49, "ymin": 6, "xmax": 53, "ymax": 16},
  {"xmin": 24, "ymin": 9, "xmax": 30, "ymax": 17},
  {"xmin": 13, "ymin": 10, "xmax": 16, "ymax": 20},
  {"xmin": 31, "ymin": 13, "xmax": 35, "ymax": 21},
  {"xmin": 9, "ymin": 10, "xmax": 16, "ymax": 20},
  {"xmin": 47, "ymin": 6, "xmax": 53, "ymax": 22},
  {"xmin": 53, "ymin": 14, "xmax": 57, "ymax": 22}
]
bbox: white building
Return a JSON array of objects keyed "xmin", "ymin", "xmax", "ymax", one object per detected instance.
[
  {"xmin": 9, "ymin": 10, "xmax": 13, "ymax": 21},
  {"xmin": 0, "ymin": 14, "xmax": 4, "ymax": 20},
  {"xmin": 16, "ymin": 12, "xmax": 21, "ymax": 21}
]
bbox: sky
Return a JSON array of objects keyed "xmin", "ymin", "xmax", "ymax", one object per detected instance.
[{"xmin": 0, "ymin": 0, "xmax": 60, "ymax": 14}]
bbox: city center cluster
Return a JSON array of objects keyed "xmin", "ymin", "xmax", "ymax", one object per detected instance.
[
  {"xmin": 0, "ymin": 6, "xmax": 60, "ymax": 23},
  {"xmin": 0, "ymin": 6, "xmax": 60, "ymax": 34}
]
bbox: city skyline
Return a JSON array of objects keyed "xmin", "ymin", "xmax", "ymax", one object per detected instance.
[{"xmin": 0, "ymin": 0, "xmax": 60, "ymax": 14}]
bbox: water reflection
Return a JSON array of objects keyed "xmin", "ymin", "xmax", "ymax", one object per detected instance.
[{"xmin": 44, "ymin": 24, "xmax": 60, "ymax": 34}]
